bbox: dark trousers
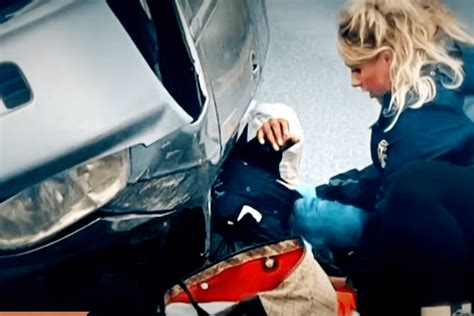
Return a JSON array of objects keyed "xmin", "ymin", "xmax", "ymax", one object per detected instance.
[{"xmin": 353, "ymin": 161, "xmax": 474, "ymax": 316}]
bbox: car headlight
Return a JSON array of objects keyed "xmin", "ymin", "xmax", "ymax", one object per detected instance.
[{"xmin": 0, "ymin": 150, "xmax": 129, "ymax": 250}]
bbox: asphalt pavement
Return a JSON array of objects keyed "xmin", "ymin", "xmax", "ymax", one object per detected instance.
[{"xmin": 256, "ymin": 0, "xmax": 474, "ymax": 185}]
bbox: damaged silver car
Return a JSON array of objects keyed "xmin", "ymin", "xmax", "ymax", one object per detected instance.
[{"xmin": 0, "ymin": 0, "xmax": 269, "ymax": 314}]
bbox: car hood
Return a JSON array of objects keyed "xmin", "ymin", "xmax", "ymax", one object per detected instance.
[{"xmin": 0, "ymin": 1, "xmax": 192, "ymax": 199}]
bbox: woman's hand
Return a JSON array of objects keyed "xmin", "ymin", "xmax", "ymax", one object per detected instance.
[{"xmin": 257, "ymin": 118, "xmax": 300, "ymax": 151}]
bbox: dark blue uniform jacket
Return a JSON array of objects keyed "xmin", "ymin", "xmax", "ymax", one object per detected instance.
[{"xmin": 316, "ymin": 42, "xmax": 474, "ymax": 211}]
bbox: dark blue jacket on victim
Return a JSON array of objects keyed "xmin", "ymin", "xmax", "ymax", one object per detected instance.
[{"xmin": 316, "ymin": 42, "xmax": 474, "ymax": 211}]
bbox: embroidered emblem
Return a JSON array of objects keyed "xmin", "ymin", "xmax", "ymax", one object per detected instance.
[{"xmin": 377, "ymin": 139, "xmax": 389, "ymax": 169}]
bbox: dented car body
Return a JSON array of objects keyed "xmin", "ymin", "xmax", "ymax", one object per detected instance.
[{"xmin": 0, "ymin": 0, "xmax": 269, "ymax": 311}]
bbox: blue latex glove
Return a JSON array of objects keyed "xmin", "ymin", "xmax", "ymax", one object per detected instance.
[
  {"xmin": 291, "ymin": 196, "xmax": 369, "ymax": 253},
  {"xmin": 295, "ymin": 181, "xmax": 317, "ymax": 199}
]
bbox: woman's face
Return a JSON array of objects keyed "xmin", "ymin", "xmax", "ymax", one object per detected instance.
[{"xmin": 349, "ymin": 51, "xmax": 392, "ymax": 98}]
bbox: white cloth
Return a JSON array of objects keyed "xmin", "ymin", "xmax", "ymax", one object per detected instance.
[
  {"xmin": 258, "ymin": 243, "xmax": 337, "ymax": 316},
  {"xmin": 247, "ymin": 102, "xmax": 304, "ymax": 187}
]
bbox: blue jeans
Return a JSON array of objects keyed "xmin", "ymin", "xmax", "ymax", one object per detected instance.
[{"xmin": 290, "ymin": 182, "xmax": 370, "ymax": 255}]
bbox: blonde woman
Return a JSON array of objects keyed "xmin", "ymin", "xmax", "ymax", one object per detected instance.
[
  {"xmin": 336, "ymin": 0, "xmax": 474, "ymax": 313},
  {"xmin": 259, "ymin": 0, "xmax": 474, "ymax": 314}
]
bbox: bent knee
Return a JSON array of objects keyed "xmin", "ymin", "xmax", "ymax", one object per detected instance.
[{"xmin": 384, "ymin": 161, "xmax": 436, "ymax": 205}]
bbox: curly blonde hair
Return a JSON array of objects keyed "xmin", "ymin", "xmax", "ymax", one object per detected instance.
[{"xmin": 337, "ymin": 0, "xmax": 474, "ymax": 130}]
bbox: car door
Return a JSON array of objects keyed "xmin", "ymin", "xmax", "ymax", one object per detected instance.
[{"xmin": 175, "ymin": 0, "xmax": 270, "ymax": 152}]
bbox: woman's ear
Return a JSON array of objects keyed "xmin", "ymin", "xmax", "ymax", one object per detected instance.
[{"xmin": 381, "ymin": 51, "xmax": 393, "ymax": 65}]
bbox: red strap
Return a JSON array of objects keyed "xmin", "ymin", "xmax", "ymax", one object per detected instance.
[
  {"xmin": 337, "ymin": 288, "xmax": 357, "ymax": 316},
  {"xmin": 168, "ymin": 248, "xmax": 304, "ymax": 303}
]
